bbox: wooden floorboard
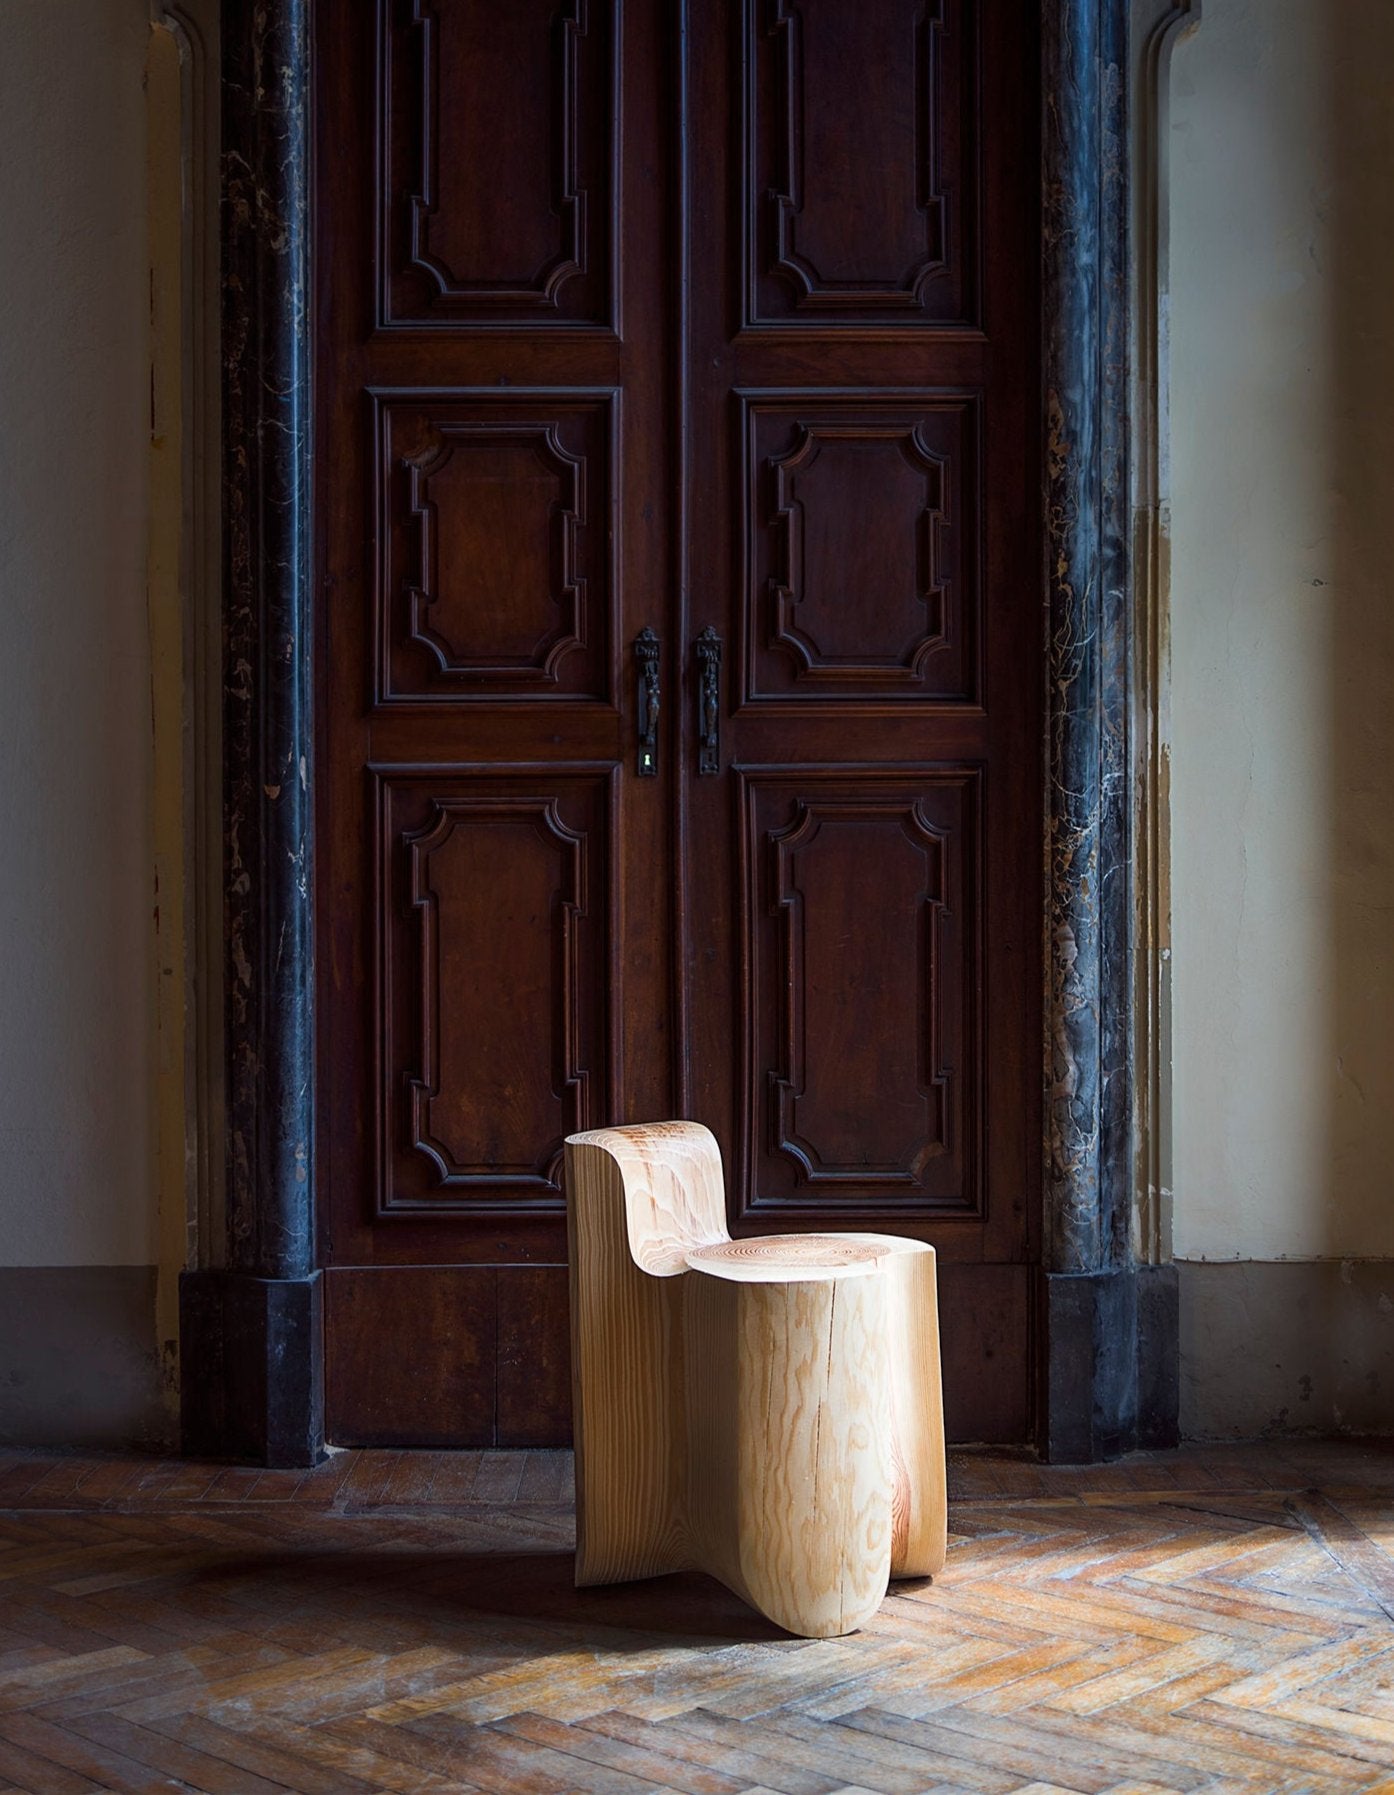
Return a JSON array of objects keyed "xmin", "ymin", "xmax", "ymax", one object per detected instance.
[{"xmin": 0, "ymin": 1444, "xmax": 1391, "ymax": 1793}]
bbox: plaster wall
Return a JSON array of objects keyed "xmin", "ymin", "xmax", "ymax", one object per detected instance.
[
  {"xmin": 0, "ymin": 0, "xmax": 169, "ymax": 1444},
  {"xmin": 0, "ymin": 0, "xmax": 155, "ymax": 1266},
  {"xmin": 1168, "ymin": 0, "xmax": 1394, "ymax": 1428},
  {"xmin": 1170, "ymin": 0, "xmax": 1394, "ymax": 1261}
]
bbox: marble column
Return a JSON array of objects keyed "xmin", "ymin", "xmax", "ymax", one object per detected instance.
[
  {"xmin": 180, "ymin": 0, "xmax": 322, "ymax": 1466},
  {"xmin": 1041, "ymin": 0, "xmax": 1178, "ymax": 1461}
]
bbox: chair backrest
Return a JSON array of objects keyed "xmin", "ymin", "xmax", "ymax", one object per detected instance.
[{"xmin": 565, "ymin": 1121, "xmax": 729, "ymax": 1275}]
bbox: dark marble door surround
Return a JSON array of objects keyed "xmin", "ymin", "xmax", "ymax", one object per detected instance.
[{"xmin": 181, "ymin": 0, "xmax": 1178, "ymax": 1467}]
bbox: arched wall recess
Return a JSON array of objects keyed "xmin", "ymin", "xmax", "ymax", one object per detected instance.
[{"xmin": 181, "ymin": 0, "xmax": 1187, "ymax": 1466}]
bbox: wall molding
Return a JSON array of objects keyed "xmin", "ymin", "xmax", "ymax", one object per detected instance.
[
  {"xmin": 148, "ymin": 1, "xmax": 224, "ymax": 1379},
  {"xmin": 1130, "ymin": 0, "xmax": 1201, "ymax": 1271}
]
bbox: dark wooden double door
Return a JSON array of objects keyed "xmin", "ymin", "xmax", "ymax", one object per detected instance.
[{"xmin": 316, "ymin": 0, "xmax": 1042, "ymax": 1446}]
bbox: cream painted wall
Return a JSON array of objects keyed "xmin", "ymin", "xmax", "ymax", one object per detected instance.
[
  {"xmin": 1169, "ymin": 0, "xmax": 1394, "ymax": 1262},
  {"xmin": 0, "ymin": 0, "xmax": 156, "ymax": 1266}
]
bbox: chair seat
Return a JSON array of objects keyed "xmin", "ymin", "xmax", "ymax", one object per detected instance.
[{"xmin": 685, "ymin": 1232, "xmax": 901, "ymax": 1282}]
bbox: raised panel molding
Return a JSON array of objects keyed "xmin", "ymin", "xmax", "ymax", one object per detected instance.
[
  {"xmin": 406, "ymin": 798, "xmax": 586, "ymax": 1184},
  {"xmin": 405, "ymin": 424, "xmax": 585, "ymax": 680},
  {"xmin": 767, "ymin": 0, "xmax": 945, "ymax": 304},
  {"xmin": 374, "ymin": 770, "xmax": 615, "ymax": 1213},
  {"xmin": 771, "ymin": 798, "xmax": 948, "ymax": 1179},
  {"xmin": 769, "ymin": 423, "xmax": 947, "ymax": 681},
  {"xmin": 745, "ymin": 0, "xmax": 977, "ymax": 329},
  {"xmin": 738, "ymin": 767, "xmax": 982, "ymax": 1223},
  {"xmin": 742, "ymin": 392, "xmax": 979, "ymax": 706},
  {"xmin": 379, "ymin": 0, "xmax": 616, "ymax": 327},
  {"xmin": 373, "ymin": 391, "xmax": 616, "ymax": 705},
  {"xmin": 406, "ymin": 0, "xmax": 585, "ymax": 306}
]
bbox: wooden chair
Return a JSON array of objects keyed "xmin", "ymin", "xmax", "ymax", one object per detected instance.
[{"xmin": 564, "ymin": 1121, "xmax": 947, "ymax": 1638}]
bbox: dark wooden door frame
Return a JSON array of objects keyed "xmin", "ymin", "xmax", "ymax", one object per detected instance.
[{"xmin": 181, "ymin": 0, "xmax": 1179, "ymax": 1467}]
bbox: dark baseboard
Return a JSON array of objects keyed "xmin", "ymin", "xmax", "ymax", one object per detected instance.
[
  {"xmin": 1042, "ymin": 1263, "xmax": 1179, "ymax": 1463},
  {"xmin": 1135, "ymin": 1262, "xmax": 1182, "ymax": 1450},
  {"xmin": 0, "ymin": 1266, "xmax": 172, "ymax": 1451},
  {"xmin": 180, "ymin": 1270, "xmax": 325, "ymax": 1466},
  {"xmin": 1178, "ymin": 1258, "xmax": 1394, "ymax": 1439}
]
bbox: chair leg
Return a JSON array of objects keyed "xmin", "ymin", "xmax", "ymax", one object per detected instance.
[
  {"xmin": 567, "ymin": 1141, "xmax": 688, "ymax": 1587},
  {"xmin": 884, "ymin": 1246, "xmax": 948, "ymax": 1579},
  {"xmin": 684, "ymin": 1270, "xmax": 895, "ymax": 1638}
]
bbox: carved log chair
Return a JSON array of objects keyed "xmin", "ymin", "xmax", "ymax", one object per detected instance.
[{"xmin": 564, "ymin": 1121, "xmax": 947, "ymax": 1638}]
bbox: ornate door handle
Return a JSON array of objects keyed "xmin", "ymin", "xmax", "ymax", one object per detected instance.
[
  {"xmin": 635, "ymin": 626, "xmax": 660, "ymax": 777},
  {"xmin": 696, "ymin": 626, "xmax": 722, "ymax": 775}
]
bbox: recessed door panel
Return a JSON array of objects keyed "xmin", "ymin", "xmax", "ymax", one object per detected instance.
[
  {"xmin": 374, "ymin": 391, "xmax": 616, "ymax": 704},
  {"xmin": 744, "ymin": 0, "xmax": 977, "ymax": 327},
  {"xmin": 738, "ymin": 768, "xmax": 980, "ymax": 1221},
  {"xmin": 742, "ymin": 393, "xmax": 979, "ymax": 704},
  {"xmin": 379, "ymin": 0, "xmax": 617, "ymax": 327},
  {"xmin": 375, "ymin": 770, "xmax": 614, "ymax": 1211}
]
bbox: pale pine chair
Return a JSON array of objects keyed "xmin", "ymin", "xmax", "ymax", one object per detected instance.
[{"xmin": 564, "ymin": 1121, "xmax": 947, "ymax": 1638}]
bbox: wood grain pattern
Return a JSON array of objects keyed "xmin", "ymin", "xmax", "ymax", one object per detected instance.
[
  {"xmin": 566, "ymin": 1134, "xmax": 688, "ymax": 1589},
  {"xmin": 675, "ymin": 1257, "xmax": 899, "ymax": 1638},
  {"xmin": 566, "ymin": 1123, "xmax": 946, "ymax": 1637},
  {"xmin": 2, "ymin": 1440, "xmax": 1394, "ymax": 1792}
]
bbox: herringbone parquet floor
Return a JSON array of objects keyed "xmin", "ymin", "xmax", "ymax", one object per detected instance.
[{"xmin": 1, "ymin": 1443, "xmax": 1393, "ymax": 1795}]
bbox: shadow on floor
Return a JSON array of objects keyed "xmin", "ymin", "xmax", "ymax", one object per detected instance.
[{"xmin": 179, "ymin": 1543, "xmax": 795, "ymax": 1649}]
